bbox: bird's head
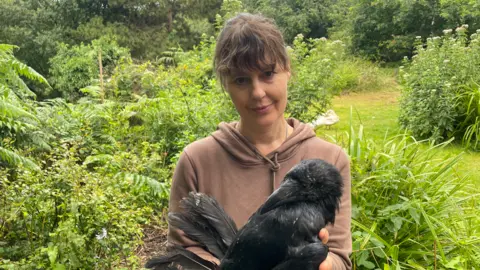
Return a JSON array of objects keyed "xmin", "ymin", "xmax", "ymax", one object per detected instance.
[{"xmin": 283, "ymin": 159, "xmax": 344, "ymax": 223}]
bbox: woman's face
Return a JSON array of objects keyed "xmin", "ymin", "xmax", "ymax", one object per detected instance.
[{"xmin": 224, "ymin": 64, "xmax": 290, "ymax": 129}]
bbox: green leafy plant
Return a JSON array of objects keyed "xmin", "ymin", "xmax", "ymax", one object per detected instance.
[
  {"xmin": 49, "ymin": 37, "xmax": 129, "ymax": 101},
  {"xmin": 0, "ymin": 44, "xmax": 51, "ymax": 171},
  {"xmin": 399, "ymin": 28, "xmax": 480, "ymax": 149},
  {"xmin": 330, "ymin": 110, "xmax": 479, "ymax": 269}
]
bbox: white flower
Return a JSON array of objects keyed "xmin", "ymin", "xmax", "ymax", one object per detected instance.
[
  {"xmin": 443, "ymin": 59, "xmax": 450, "ymax": 63},
  {"xmin": 96, "ymin": 228, "xmax": 108, "ymax": 240},
  {"xmin": 416, "ymin": 36, "xmax": 422, "ymax": 39},
  {"xmin": 462, "ymin": 24, "xmax": 469, "ymax": 29},
  {"xmin": 433, "ymin": 36, "xmax": 440, "ymax": 40},
  {"xmin": 443, "ymin": 29, "xmax": 453, "ymax": 34},
  {"xmin": 456, "ymin": 26, "xmax": 466, "ymax": 32},
  {"xmin": 320, "ymin": 37, "xmax": 327, "ymax": 42}
]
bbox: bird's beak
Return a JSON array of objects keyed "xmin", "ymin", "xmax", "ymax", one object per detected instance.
[{"xmin": 258, "ymin": 182, "xmax": 303, "ymax": 215}]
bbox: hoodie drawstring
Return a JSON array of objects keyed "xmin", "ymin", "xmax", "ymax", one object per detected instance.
[{"xmin": 266, "ymin": 152, "xmax": 280, "ymax": 193}]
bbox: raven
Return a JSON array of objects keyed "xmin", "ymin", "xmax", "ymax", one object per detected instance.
[{"xmin": 146, "ymin": 159, "xmax": 343, "ymax": 270}]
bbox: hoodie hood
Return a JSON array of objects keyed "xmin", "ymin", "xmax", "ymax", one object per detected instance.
[{"xmin": 211, "ymin": 118, "xmax": 316, "ymax": 167}]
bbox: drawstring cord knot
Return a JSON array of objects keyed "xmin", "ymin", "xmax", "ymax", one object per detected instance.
[{"xmin": 269, "ymin": 153, "xmax": 280, "ymax": 193}]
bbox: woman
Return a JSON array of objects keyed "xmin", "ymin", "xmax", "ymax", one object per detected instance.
[{"xmin": 167, "ymin": 13, "xmax": 352, "ymax": 270}]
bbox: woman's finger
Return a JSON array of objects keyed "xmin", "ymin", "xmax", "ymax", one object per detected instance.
[{"xmin": 319, "ymin": 228, "xmax": 329, "ymax": 244}]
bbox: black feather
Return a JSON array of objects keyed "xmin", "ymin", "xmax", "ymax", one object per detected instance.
[
  {"xmin": 168, "ymin": 212, "xmax": 225, "ymax": 258},
  {"xmin": 167, "ymin": 193, "xmax": 237, "ymax": 259},
  {"xmin": 178, "ymin": 193, "xmax": 238, "ymax": 247},
  {"xmin": 145, "ymin": 246, "xmax": 219, "ymax": 270}
]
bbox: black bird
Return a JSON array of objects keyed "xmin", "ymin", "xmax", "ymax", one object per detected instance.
[{"xmin": 146, "ymin": 159, "xmax": 343, "ymax": 270}]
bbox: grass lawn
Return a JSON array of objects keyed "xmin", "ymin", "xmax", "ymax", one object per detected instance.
[{"xmin": 316, "ymin": 88, "xmax": 480, "ymax": 185}]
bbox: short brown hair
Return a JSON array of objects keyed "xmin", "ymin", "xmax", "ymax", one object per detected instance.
[{"xmin": 214, "ymin": 13, "xmax": 290, "ymax": 87}]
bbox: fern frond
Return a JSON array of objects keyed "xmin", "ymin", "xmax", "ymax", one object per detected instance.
[
  {"xmin": 38, "ymin": 98, "xmax": 72, "ymax": 111},
  {"xmin": 93, "ymin": 133, "xmax": 117, "ymax": 145},
  {"xmin": 7, "ymin": 58, "xmax": 51, "ymax": 87},
  {"xmin": 0, "ymin": 146, "xmax": 40, "ymax": 171},
  {"xmin": 83, "ymin": 154, "xmax": 116, "ymax": 167},
  {"xmin": 80, "ymin": 85, "xmax": 102, "ymax": 98},
  {"xmin": 115, "ymin": 172, "xmax": 169, "ymax": 199},
  {"xmin": 28, "ymin": 131, "xmax": 53, "ymax": 151},
  {"xmin": 9, "ymin": 73, "xmax": 37, "ymax": 98},
  {"xmin": 0, "ymin": 44, "xmax": 18, "ymax": 54},
  {"xmin": 0, "ymin": 99, "xmax": 38, "ymax": 120}
]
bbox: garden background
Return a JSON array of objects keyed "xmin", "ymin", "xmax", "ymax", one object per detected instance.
[{"xmin": 1, "ymin": 0, "xmax": 479, "ymax": 269}]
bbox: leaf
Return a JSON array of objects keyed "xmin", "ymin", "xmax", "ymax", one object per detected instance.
[
  {"xmin": 0, "ymin": 99, "xmax": 38, "ymax": 120},
  {"xmin": 47, "ymin": 246, "xmax": 58, "ymax": 265},
  {"xmin": 361, "ymin": 260, "xmax": 375, "ymax": 269},
  {"xmin": 0, "ymin": 147, "xmax": 40, "ymax": 171},
  {"xmin": 408, "ymin": 207, "xmax": 420, "ymax": 224},
  {"xmin": 444, "ymin": 256, "xmax": 464, "ymax": 269},
  {"xmin": 390, "ymin": 216, "xmax": 403, "ymax": 232}
]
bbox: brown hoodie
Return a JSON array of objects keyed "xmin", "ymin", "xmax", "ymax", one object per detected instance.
[{"xmin": 167, "ymin": 118, "xmax": 352, "ymax": 269}]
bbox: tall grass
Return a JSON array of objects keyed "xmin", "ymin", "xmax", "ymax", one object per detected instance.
[{"xmin": 329, "ymin": 108, "xmax": 480, "ymax": 269}]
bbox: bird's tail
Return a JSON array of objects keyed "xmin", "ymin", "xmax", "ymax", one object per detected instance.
[
  {"xmin": 168, "ymin": 192, "xmax": 238, "ymax": 259},
  {"xmin": 145, "ymin": 246, "xmax": 220, "ymax": 270}
]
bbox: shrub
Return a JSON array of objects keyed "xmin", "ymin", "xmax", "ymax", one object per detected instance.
[
  {"xmin": 0, "ymin": 147, "xmax": 152, "ymax": 269},
  {"xmin": 287, "ymin": 35, "xmax": 349, "ymax": 122},
  {"xmin": 399, "ymin": 28, "xmax": 480, "ymax": 149},
  {"xmin": 330, "ymin": 119, "xmax": 479, "ymax": 269},
  {"xmin": 287, "ymin": 35, "xmax": 392, "ymax": 122},
  {"xmin": 49, "ymin": 37, "xmax": 129, "ymax": 101}
]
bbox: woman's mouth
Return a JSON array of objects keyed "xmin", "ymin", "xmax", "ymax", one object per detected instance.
[{"xmin": 252, "ymin": 104, "xmax": 272, "ymax": 114}]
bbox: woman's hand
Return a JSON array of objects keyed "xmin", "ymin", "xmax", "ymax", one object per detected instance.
[{"xmin": 319, "ymin": 228, "xmax": 333, "ymax": 270}]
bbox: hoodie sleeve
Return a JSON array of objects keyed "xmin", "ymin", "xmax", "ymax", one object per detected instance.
[
  {"xmin": 326, "ymin": 148, "xmax": 352, "ymax": 270},
  {"xmin": 166, "ymin": 150, "xmax": 220, "ymax": 264}
]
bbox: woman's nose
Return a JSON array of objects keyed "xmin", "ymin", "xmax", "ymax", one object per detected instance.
[{"xmin": 251, "ymin": 77, "xmax": 266, "ymax": 100}]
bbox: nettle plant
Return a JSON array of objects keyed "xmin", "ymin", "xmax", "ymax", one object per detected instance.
[{"xmin": 399, "ymin": 26, "xmax": 480, "ymax": 150}]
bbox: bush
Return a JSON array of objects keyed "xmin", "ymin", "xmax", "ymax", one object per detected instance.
[
  {"xmin": 287, "ymin": 35, "xmax": 350, "ymax": 122},
  {"xmin": 287, "ymin": 35, "xmax": 393, "ymax": 122},
  {"xmin": 330, "ymin": 121, "xmax": 480, "ymax": 269},
  {"xmin": 399, "ymin": 28, "xmax": 480, "ymax": 149},
  {"xmin": 49, "ymin": 37, "xmax": 129, "ymax": 101},
  {"xmin": 0, "ymin": 147, "xmax": 152, "ymax": 269}
]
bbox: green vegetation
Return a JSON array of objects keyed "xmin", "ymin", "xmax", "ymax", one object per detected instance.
[
  {"xmin": 399, "ymin": 28, "xmax": 480, "ymax": 150},
  {"xmin": 1, "ymin": 0, "xmax": 479, "ymax": 269},
  {"xmin": 318, "ymin": 91, "xmax": 480, "ymax": 269}
]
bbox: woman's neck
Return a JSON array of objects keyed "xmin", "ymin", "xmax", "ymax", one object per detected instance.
[{"xmin": 238, "ymin": 118, "xmax": 292, "ymax": 156}]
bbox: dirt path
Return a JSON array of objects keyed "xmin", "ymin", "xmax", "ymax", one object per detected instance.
[{"xmin": 136, "ymin": 223, "xmax": 169, "ymax": 267}]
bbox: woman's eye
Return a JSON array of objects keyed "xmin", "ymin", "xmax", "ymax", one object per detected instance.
[
  {"xmin": 264, "ymin": 70, "xmax": 275, "ymax": 78},
  {"xmin": 234, "ymin": 77, "xmax": 248, "ymax": 85}
]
